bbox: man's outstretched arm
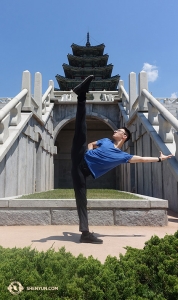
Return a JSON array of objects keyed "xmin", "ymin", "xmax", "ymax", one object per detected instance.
[{"xmin": 129, "ymin": 151, "xmax": 173, "ymax": 163}]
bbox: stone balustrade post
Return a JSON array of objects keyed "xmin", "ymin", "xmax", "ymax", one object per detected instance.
[
  {"xmin": 129, "ymin": 72, "xmax": 137, "ymax": 116},
  {"xmin": 21, "ymin": 70, "xmax": 32, "ymax": 111},
  {"xmin": 49, "ymin": 80, "xmax": 54, "ymax": 98},
  {"xmin": 34, "ymin": 72, "xmax": 42, "ymax": 117},
  {"xmin": 148, "ymin": 102, "xmax": 159, "ymax": 125},
  {"xmin": 158, "ymin": 114, "xmax": 173, "ymax": 142},
  {"xmin": 138, "ymin": 71, "xmax": 148, "ymax": 111},
  {"xmin": 42, "ymin": 101, "xmax": 46, "ymax": 115},
  {"xmin": 46, "ymin": 95, "xmax": 50, "ymax": 107},
  {"xmin": 118, "ymin": 80, "xmax": 124, "ymax": 99},
  {"xmin": 0, "ymin": 113, "xmax": 10, "ymax": 144},
  {"xmin": 125, "ymin": 98, "xmax": 129, "ymax": 115},
  {"xmin": 10, "ymin": 102, "xmax": 22, "ymax": 126}
]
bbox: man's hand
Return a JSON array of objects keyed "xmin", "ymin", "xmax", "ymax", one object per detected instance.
[
  {"xmin": 88, "ymin": 141, "xmax": 98, "ymax": 150},
  {"xmin": 159, "ymin": 151, "xmax": 173, "ymax": 161}
]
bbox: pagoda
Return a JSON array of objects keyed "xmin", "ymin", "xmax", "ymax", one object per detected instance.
[{"xmin": 55, "ymin": 33, "xmax": 120, "ymax": 91}]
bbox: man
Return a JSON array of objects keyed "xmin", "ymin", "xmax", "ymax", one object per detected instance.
[{"xmin": 71, "ymin": 75, "xmax": 173, "ymax": 244}]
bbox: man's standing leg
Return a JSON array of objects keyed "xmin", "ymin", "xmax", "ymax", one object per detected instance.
[{"xmin": 71, "ymin": 76, "xmax": 103, "ymax": 244}]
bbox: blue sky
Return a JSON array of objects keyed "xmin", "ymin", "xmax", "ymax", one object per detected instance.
[{"xmin": 0, "ymin": 0, "xmax": 178, "ymax": 98}]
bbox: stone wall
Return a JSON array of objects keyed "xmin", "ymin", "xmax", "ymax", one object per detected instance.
[
  {"xmin": 0, "ymin": 114, "xmax": 54, "ymax": 198},
  {"xmin": 118, "ymin": 110, "xmax": 178, "ymax": 213},
  {"xmin": 0, "ymin": 198, "xmax": 168, "ymax": 226}
]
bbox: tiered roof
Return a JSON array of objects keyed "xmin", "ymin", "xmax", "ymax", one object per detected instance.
[{"xmin": 55, "ymin": 33, "xmax": 120, "ymax": 91}]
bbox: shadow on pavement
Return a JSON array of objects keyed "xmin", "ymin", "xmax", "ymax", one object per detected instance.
[
  {"xmin": 168, "ymin": 218, "xmax": 178, "ymax": 223},
  {"xmin": 31, "ymin": 232, "xmax": 145, "ymax": 244}
]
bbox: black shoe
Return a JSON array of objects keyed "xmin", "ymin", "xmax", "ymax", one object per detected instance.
[
  {"xmin": 73, "ymin": 75, "xmax": 94, "ymax": 96},
  {"xmin": 80, "ymin": 232, "xmax": 103, "ymax": 244}
]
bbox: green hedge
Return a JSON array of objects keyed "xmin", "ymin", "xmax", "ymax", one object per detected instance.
[{"xmin": 1, "ymin": 231, "xmax": 178, "ymax": 299}]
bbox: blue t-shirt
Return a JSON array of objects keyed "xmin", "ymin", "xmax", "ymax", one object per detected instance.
[{"xmin": 84, "ymin": 138, "xmax": 133, "ymax": 179}]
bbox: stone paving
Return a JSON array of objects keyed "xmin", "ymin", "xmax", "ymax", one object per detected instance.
[{"xmin": 0, "ymin": 210, "xmax": 177, "ymax": 263}]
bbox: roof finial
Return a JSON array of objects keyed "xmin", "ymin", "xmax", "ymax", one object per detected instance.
[{"xmin": 86, "ymin": 32, "xmax": 91, "ymax": 47}]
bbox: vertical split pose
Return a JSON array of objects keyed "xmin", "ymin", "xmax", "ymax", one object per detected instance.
[{"xmin": 71, "ymin": 75, "xmax": 173, "ymax": 244}]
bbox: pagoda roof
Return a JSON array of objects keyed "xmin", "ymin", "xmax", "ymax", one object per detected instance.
[
  {"xmin": 62, "ymin": 64, "xmax": 113, "ymax": 79},
  {"xmin": 55, "ymin": 74, "xmax": 120, "ymax": 91},
  {"xmin": 71, "ymin": 43, "xmax": 105, "ymax": 56},
  {"xmin": 67, "ymin": 54, "xmax": 109, "ymax": 67}
]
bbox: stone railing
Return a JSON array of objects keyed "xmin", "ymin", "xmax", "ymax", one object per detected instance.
[
  {"xmin": 0, "ymin": 89, "xmax": 28, "ymax": 143},
  {"xmin": 0, "ymin": 70, "xmax": 54, "ymax": 144},
  {"xmin": 118, "ymin": 71, "xmax": 178, "ymax": 158},
  {"xmin": 142, "ymin": 89, "xmax": 178, "ymax": 142}
]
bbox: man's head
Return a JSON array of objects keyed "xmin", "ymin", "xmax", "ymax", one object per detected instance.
[{"xmin": 112, "ymin": 127, "xmax": 131, "ymax": 143}]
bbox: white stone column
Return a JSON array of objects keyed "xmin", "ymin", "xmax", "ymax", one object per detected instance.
[
  {"xmin": 118, "ymin": 80, "xmax": 124, "ymax": 99},
  {"xmin": 34, "ymin": 72, "xmax": 42, "ymax": 117},
  {"xmin": 138, "ymin": 71, "xmax": 148, "ymax": 111},
  {"xmin": 49, "ymin": 80, "xmax": 54, "ymax": 98},
  {"xmin": 129, "ymin": 72, "xmax": 137, "ymax": 116},
  {"xmin": 21, "ymin": 70, "xmax": 32, "ymax": 111}
]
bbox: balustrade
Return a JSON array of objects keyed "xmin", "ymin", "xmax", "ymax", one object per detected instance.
[
  {"xmin": 0, "ymin": 70, "xmax": 54, "ymax": 144},
  {"xmin": 118, "ymin": 70, "xmax": 178, "ymax": 159}
]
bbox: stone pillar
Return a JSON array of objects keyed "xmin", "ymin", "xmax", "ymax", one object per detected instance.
[
  {"xmin": 49, "ymin": 80, "xmax": 54, "ymax": 98},
  {"xmin": 118, "ymin": 80, "xmax": 124, "ymax": 100},
  {"xmin": 129, "ymin": 72, "xmax": 137, "ymax": 116},
  {"xmin": 21, "ymin": 70, "xmax": 32, "ymax": 111},
  {"xmin": 138, "ymin": 71, "xmax": 148, "ymax": 111},
  {"xmin": 34, "ymin": 72, "xmax": 42, "ymax": 118}
]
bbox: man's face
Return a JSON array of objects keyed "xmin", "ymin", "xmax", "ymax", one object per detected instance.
[{"xmin": 112, "ymin": 128, "xmax": 127, "ymax": 142}]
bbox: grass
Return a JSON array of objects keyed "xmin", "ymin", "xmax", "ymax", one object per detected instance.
[{"xmin": 19, "ymin": 189, "xmax": 142, "ymax": 199}]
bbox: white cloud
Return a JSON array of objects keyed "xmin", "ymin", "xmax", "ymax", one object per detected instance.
[
  {"xmin": 142, "ymin": 63, "xmax": 158, "ymax": 82},
  {"xmin": 170, "ymin": 92, "xmax": 177, "ymax": 99}
]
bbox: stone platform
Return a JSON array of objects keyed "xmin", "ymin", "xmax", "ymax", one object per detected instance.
[{"xmin": 0, "ymin": 195, "xmax": 168, "ymax": 226}]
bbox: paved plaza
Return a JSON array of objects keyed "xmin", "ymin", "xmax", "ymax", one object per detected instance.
[{"xmin": 0, "ymin": 210, "xmax": 177, "ymax": 263}]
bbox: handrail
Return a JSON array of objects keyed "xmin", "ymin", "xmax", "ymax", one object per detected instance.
[
  {"xmin": 119, "ymin": 85, "xmax": 129, "ymax": 102},
  {"xmin": 131, "ymin": 96, "xmax": 139, "ymax": 112},
  {"xmin": 31, "ymin": 96, "xmax": 39, "ymax": 108},
  {"xmin": 0, "ymin": 89, "xmax": 28, "ymax": 122},
  {"xmin": 142, "ymin": 89, "xmax": 178, "ymax": 131},
  {"xmin": 42, "ymin": 85, "xmax": 52, "ymax": 103}
]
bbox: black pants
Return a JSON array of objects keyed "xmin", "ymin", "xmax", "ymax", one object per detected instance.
[{"xmin": 71, "ymin": 94, "xmax": 91, "ymax": 232}]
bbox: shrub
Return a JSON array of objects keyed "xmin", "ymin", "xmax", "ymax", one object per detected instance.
[{"xmin": 0, "ymin": 231, "xmax": 178, "ymax": 299}]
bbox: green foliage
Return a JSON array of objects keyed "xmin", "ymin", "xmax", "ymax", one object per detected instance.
[
  {"xmin": 19, "ymin": 189, "xmax": 141, "ymax": 199},
  {"xmin": 1, "ymin": 232, "xmax": 178, "ymax": 299}
]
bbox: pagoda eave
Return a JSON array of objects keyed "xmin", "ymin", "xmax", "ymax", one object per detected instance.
[
  {"xmin": 62, "ymin": 63, "xmax": 113, "ymax": 71},
  {"xmin": 55, "ymin": 75, "xmax": 120, "ymax": 91},
  {"xmin": 62, "ymin": 64, "xmax": 113, "ymax": 79},
  {"xmin": 67, "ymin": 54, "xmax": 109, "ymax": 67},
  {"xmin": 71, "ymin": 43, "xmax": 105, "ymax": 56},
  {"xmin": 71, "ymin": 43, "xmax": 105, "ymax": 50}
]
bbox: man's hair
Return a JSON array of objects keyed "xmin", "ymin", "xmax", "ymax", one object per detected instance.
[{"xmin": 121, "ymin": 127, "xmax": 131, "ymax": 143}]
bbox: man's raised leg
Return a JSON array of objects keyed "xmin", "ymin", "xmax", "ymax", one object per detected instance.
[{"xmin": 71, "ymin": 92, "xmax": 89, "ymax": 232}]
